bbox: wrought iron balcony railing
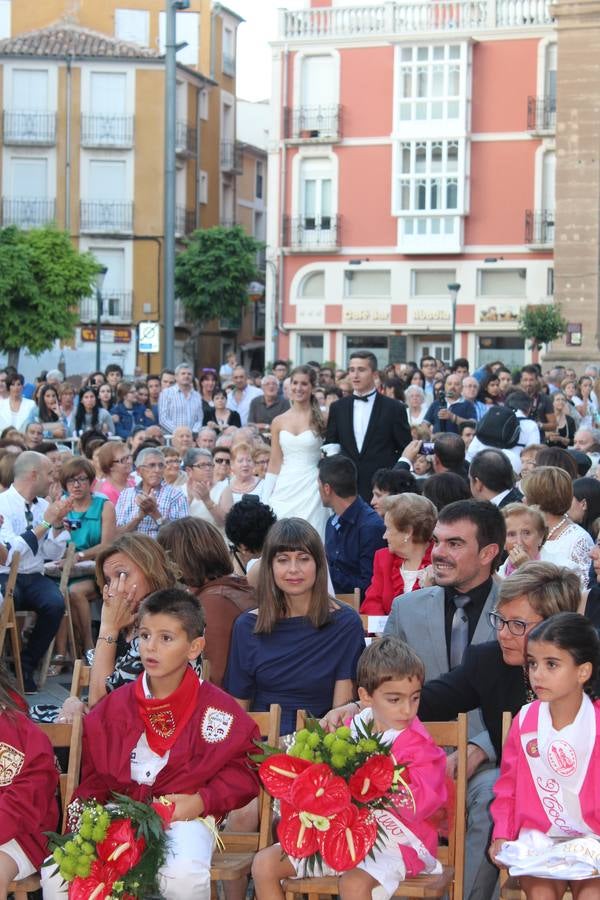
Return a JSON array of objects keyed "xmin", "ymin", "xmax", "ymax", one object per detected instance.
[
  {"xmin": 80, "ymin": 115, "xmax": 134, "ymax": 148},
  {"xmin": 3, "ymin": 111, "xmax": 56, "ymax": 145},
  {"xmin": 527, "ymin": 96, "xmax": 556, "ymax": 133},
  {"xmin": 175, "ymin": 207, "xmax": 196, "ymax": 236},
  {"xmin": 220, "ymin": 140, "xmax": 243, "ymax": 173},
  {"xmin": 175, "ymin": 121, "xmax": 197, "ymax": 156},
  {"xmin": 284, "ymin": 105, "xmax": 341, "ymax": 140},
  {"xmin": 80, "ymin": 290, "xmax": 133, "ymax": 322},
  {"xmin": 80, "ymin": 200, "xmax": 134, "ymax": 234},
  {"xmin": 525, "ymin": 209, "xmax": 555, "ymax": 246},
  {"xmin": 282, "ymin": 215, "xmax": 341, "ymax": 250},
  {"xmin": 1, "ymin": 197, "xmax": 56, "ymax": 228}
]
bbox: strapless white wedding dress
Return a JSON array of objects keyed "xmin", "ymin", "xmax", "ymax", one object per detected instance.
[{"xmin": 269, "ymin": 430, "xmax": 331, "ymax": 539}]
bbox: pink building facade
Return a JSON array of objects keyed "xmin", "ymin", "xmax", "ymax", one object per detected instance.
[{"xmin": 265, "ymin": 0, "xmax": 556, "ymax": 370}]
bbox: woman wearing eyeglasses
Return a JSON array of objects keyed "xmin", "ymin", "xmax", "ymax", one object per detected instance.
[
  {"xmin": 50, "ymin": 457, "xmax": 116, "ymax": 666},
  {"xmin": 94, "ymin": 440, "xmax": 135, "ymax": 504}
]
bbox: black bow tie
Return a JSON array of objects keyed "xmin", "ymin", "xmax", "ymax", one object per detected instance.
[{"xmin": 354, "ymin": 391, "xmax": 377, "ymax": 403}]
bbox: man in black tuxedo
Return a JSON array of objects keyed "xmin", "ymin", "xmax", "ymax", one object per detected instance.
[
  {"xmin": 325, "ymin": 351, "xmax": 411, "ymax": 501},
  {"xmin": 468, "ymin": 449, "xmax": 523, "ymax": 508}
]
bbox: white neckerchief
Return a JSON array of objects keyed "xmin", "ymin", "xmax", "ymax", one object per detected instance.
[{"xmin": 520, "ymin": 694, "xmax": 595, "ymax": 837}]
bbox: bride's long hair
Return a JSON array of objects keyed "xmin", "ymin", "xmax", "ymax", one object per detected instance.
[{"xmin": 290, "ymin": 365, "xmax": 325, "ymax": 437}]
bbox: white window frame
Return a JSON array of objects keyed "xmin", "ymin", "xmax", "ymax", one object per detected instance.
[
  {"xmin": 0, "ymin": 0, "xmax": 10, "ymax": 40},
  {"xmin": 199, "ymin": 170, "xmax": 208, "ymax": 204},
  {"xmin": 3, "ymin": 61, "xmax": 58, "ymax": 112},
  {"xmin": 199, "ymin": 88, "xmax": 209, "ymax": 121},
  {"xmin": 80, "ymin": 63, "xmax": 134, "ymax": 118},
  {"xmin": 292, "ymin": 48, "xmax": 340, "ymax": 113},
  {"xmin": 395, "ymin": 43, "xmax": 468, "ymax": 130},
  {"xmin": 81, "ymin": 154, "xmax": 133, "ymax": 201},
  {"xmin": 296, "ymin": 332, "xmax": 325, "ymax": 365},
  {"xmin": 115, "ymin": 8, "xmax": 150, "ymax": 47}
]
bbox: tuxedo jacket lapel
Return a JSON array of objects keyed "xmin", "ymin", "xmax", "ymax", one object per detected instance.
[
  {"xmin": 359, "ymin": 393, "xmax": 382, "ymax": 459},
  {"xmin": 344, "ymin": 396, "xmax": 360, "ymax": 457}
]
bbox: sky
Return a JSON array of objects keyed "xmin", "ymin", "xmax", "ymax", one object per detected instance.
[{"xmin": 225, "ymin": 0, "xmax": 305, "ymax": 102}]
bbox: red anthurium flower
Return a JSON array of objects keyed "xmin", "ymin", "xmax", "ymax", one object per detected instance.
[
  {"xmin": 348, "ymin": 754, "xmax": 395, "ymax": 803},
  {"xmin": 277, "ymin": 801, "xmax": 320, "ymax": 859},
  {"xmin": 289, "ymin": 764, "xmax": 351, "ymax": 817},
  {"xmin": 258, "ymin": 754, "xmax": 312, "ymax": 800},
  {"xmin": 69, "ymin": 860, "xmax": 117, "ymax": 900},
  {"xmin": 319, "ymin": 805, "xmax": 377, "ymax": 871},
  {"xmin": 151, "ymin": 797, "xmax": 175, "ymax": 827},
  {"xmin": 96, "ymin": 819, "xmax": 146, "ymax": 876}
]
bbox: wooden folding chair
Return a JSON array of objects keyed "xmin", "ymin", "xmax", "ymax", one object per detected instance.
[
  {"xmin": 70, "ymin": 659, "xmax": 91, "ymax": 700},
  {"xmin": 335, "ymin": 588, "xmax": 361, "ymax": 611},
  {"xmin": 282, "ymin": 713, "xmax": 468, "ymax": 900},
  {"xmin": 210, "ymin": 703, "xmax": 281, "ymax": 897},
  {"xmin": 38, "ymin": 543, "xmax": 78, "ymax": 688},
  {"xmin": 0, "ymin": 551, "xmax": 23, "ymax": 693},
  {"xmin": 498, "ymin": 711, "xmax": 572, "ymax": 900},
  {"xmin": 8, "ymin": 714, "xmax": 83, "ymax": 899}
]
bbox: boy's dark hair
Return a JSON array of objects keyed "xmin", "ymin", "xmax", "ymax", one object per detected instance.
[
  {"xmin": 450, "ymin": 357, "xmax": 469, "ymax": 372},
  {"xmin": 105, "ymin": 363, "xmax": 123, "ymax": 378},
  {"xmin": 318, "ymin": 455, "xmax": 358, "ymax": 498},
  {"xmin": 528, "ymin": 612, "xmax": 600, "ymax": 697},
  {"xmin": 324, "ymin": 386, "xmax": 343, "ymax": 399},
  {"xmin": 138, "ymin": 587, "xmax": 205, "ymax": 639},
  {"xmin": 372, "ymin": 467, "xmax": 419, "ymax": 495},
  {"xmin": 357, "ymin": 636, "xmax": 425, "ymax": 695},
  {"xmin": 349, "ymin": 350, "xmax": 378, "ymax": 371},
  {"xmin": 433, "ymin": 432, "xmax": 466, "ymax": 472}
]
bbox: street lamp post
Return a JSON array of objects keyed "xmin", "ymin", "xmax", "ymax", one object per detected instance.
[
  {"xmin": 95, "ymin": 266, "xmax": 108, "ymax": 371},
  {"xmin": 447, "ymin": 282, "xmax": 461, "ymax": 363}
]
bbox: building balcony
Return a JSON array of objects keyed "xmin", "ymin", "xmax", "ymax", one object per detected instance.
[
  {"xmin": 283, "ymin": 215, "xmax": 341, "ymax": 252},
  {"xmin": 279, "ymin": 0, "xmax": 553, "ymax": 39},
  {"xmin": 3, "ymin": 111, "xmax": 56, "ymax": 145},
  {"xmin": 79, "ymin": 290, "xmax": 133, "ymax": 323},
  {"xmin": 1, "ymin": 197, "xmax": 56, "ymax": 228},
  {"xmin": 80, "ymin": 115, "xmax": 134, "ymax": 148},
  {"xmin": 175, "ymin": 121, "xmax": 197, "ymax": 156},
  {"xmin": 80, "ymin": 200, "xmax": 134, "ymax": 234},
  {"xmin": 175, "ymin": 206, "xmax": 196, "ymax": 237},
  {"xmin": 222, "ymin": 52, "xmax": 235, "ymax": 77},
  {"xmin": 284, "ymin": 105, "xmax": 341, "ymax": 141},
  {"xmin": 220, "ymin": 140, "xmax": 243, "ymax": 173},
  {"xmin": 525, "ymin": 209, "xmax": 554, "ymax": 247},
  {"xmin": 527, "ymin": 96, "xmax": 556, "ymax": 133}
]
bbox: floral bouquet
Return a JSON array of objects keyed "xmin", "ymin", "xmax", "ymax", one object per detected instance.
[
  {"xmin": 252, "ymin": 717, "xmax": 414, "ymax": 872},
  {"xmin": 45, "ymin": 792, "xmax": 174, "ymax": 899}
]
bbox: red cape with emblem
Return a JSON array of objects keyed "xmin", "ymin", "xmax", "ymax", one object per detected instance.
[
  {"xmin": 0, "ymin": 709, "xmax": 59, "ymax": 868},
  {"xmin": 75, "ymin": 679, "xmax": 260, "ymax": 819}
]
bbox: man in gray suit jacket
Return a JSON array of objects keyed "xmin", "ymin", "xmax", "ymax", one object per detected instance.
[{"xmin": 384, "ymin": 499, "xmax": 505, "ymax": 900}]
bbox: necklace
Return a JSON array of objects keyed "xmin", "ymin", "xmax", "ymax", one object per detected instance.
[{"xmin": 547, "ymin": 514, "xmax": 570, "ymax": 540}]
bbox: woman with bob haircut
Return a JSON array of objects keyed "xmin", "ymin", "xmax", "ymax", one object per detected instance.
[
  {"xmin": 157, "ymin": 517, "xmax": 255, "ymax": 687},
  {"xmin": 94, "ymin": 440, "xmax": 135, "ymax": 504},
  {"xmin": 225, "ymin": 517, "xmax": 365, "ymax": 735},
  {"xmin": 522, "ymin": 466, "xmax": 594, "ymax": 588},
  {"xmin": 361, "ymin": 493, "xmax": 436, "ymax": 615}
]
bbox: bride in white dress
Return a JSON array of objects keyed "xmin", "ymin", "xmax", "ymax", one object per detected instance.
[{"xmin": 262, "ymin": 366, "xmax": 331, "ymax": 539}]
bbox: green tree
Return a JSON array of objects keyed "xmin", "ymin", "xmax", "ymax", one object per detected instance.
[
  {"xmin": 0, "ymin": 225, "xmax": 100, "ymax": 367},
  {"xmin": 175, "ymin": 225, "xmax": 264, "ymax": 326},
  {"xmin": 518, "ymin": 304, "xmax": 568, "ymax": 351}
]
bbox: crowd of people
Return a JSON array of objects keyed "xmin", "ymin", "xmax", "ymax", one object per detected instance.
[{"xmin": 2, "ymin": 351, "xmax": 600, "ymax": 899}]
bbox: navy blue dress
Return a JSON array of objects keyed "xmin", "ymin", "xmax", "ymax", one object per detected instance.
[{"xmin": 224, "ymin": 603, "xmax": 366, "ymax": 735}]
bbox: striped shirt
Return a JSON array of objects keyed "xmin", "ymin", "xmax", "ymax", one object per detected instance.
[
  {"xmin": 158, "ymin": 385, "xmax": 204, "ymax": 433},
  {"xmin": 115, "ymin": 481, "xmax": 189, "ymax": 537}
]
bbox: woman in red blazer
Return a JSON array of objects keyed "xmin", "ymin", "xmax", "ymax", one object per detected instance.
[{"xmin": 361, "ymin": 493, "xmax": 436, "ymax": 615}]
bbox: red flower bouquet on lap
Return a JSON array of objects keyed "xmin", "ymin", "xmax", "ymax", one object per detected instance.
[
  {"xmin": 254, "ymin": 718, "xmax": 414, "ymax": 872},
  {"xmin": 45, "ymin": 793, "xmax": 173, "ymax": 898}
]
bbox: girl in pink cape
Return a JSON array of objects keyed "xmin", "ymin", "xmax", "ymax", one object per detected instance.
[{"xmin": 490, "ymin": 612, "xmax": 600, "ymax": 899}]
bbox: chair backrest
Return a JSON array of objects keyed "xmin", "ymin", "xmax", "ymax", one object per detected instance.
[
  {"xmin": 58, "ymin": 543, "xmax": 77, "ymax": 597},
  {"xmin": 422, "ymin": 714, "xmax": 468, "ymax": 900},
  {"xmin": 70, "ymin": 661, "xmax": 91, "ymax": 698},
  {"xmin": 221, "ymin": 703, "xmax": 281, "ymax": 853},
  {"xmin": 0, "ymin": 551, "xmax": 21, "ymax": 637},
  {"xmin": 39, "ymin": 714, "xmax": 83, "ymax": 832},
  {"xmin": 335, "ymin": 588, "xmax": 360, "ymax": 611}
]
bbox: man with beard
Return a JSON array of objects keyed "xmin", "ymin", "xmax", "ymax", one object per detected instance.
[{"xmin": 383, "ymin": 499, "xmax": 505, "ymax": 900}]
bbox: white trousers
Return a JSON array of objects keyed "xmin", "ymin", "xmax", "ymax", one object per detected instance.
[{"xmin": 41, "ymin": 820, "xmax": 215, "ymax": 900}]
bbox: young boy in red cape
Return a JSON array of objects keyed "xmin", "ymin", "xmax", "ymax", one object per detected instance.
[
  {"xmin": 42, "ymin": 587, "xmax": 260, "ymax": 900},
  {"xmin": 0, "ymin": 665, "xmax": 58, "ymax": 899}
]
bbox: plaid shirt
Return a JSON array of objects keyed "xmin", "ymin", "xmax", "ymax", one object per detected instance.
[
  {"xmin": 158, "ymin": 385, "xmax": 204, "ymax": 433},
  {"xmin": 115, "ymin": 481, "xmax": 189, "ymax": 537}
]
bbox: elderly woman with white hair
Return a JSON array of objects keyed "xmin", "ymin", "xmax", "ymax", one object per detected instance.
[{"xmin": 404, "ymin": 383, "xmax": 429, "ymax": 427}]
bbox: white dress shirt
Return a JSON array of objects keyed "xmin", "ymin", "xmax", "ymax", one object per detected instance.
[
  {"xmin": 226, "ymin": 385, "xmax": 262, "ymax": 426},
  {"xmin": 0, "ymin": 485, "xmax": 69, "ymax": 574},
  {"xmin": 353, "ymin": 391, "xmax": 377, "ymax": 453}
]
